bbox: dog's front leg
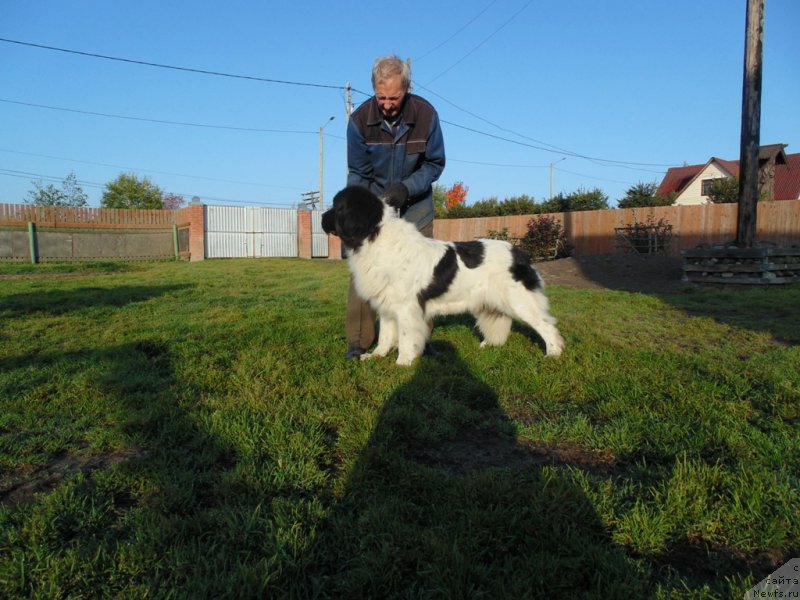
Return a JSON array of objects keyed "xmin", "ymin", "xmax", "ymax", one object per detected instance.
[
  {"xmin": 360, "ymin": 315, "xmax": 398, "ymax": 361},
  {"xmin": 395, "ymin": 310, "xmax": 428, "ymax": 366}
]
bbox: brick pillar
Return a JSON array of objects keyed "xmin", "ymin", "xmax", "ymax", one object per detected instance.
[
  {"xmin": 187, "ymin": 203, "xmax": 205, "ymax": 262},
  {"xmin": 327, "ymin": 233, "xmax": 342, "ymax": 260},
  {"xmin": 297, "ymin": 210, "xmax": 312, "ymax": 259}
]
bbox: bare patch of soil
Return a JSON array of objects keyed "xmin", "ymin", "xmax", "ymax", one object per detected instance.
[
  {"xmin": 407, "ymin": 428, "xmax": 616, "ymax": 477},
  {"xmin": 535, "ymin": 253, "xmax": 687, "ymax": 294},
  {"xmin": 0, "ymin": 448, "xmax": 145, "ymax": 507}
]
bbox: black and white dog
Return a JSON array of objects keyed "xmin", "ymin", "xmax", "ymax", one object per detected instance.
[{"xmin": 322, "ymin": 186, "xmax": 565, "ymax": 366}]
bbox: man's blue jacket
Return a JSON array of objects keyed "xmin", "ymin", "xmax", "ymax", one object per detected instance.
[{"xmin": 346, "ymin": 93, "xmax": 445, "ymax": 230}]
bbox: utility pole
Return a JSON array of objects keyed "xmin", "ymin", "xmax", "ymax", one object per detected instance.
[
  {"xmin": 300, "ymin": 191, "xmax": 318, "ymax": 210},
  {"xmin": 344, "ymin": 81, "xmax": 353, "ymax": 181},
  {"xmin": 736, "ymin": 0, "xmax": 765, "ymax": 248},
  {"xmin": 319, "ymin": 116, "xmax": 334, "ymax": 209},
  {"xmin": 345, "ymin": 81, "xmax": 353, "ymax": 123},
  {"xmin": 550, "ymin": 158, "xmax": 566, "ymax": 199}
]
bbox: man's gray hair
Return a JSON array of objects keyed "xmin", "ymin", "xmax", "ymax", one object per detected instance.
[{"xmin": 371, "ymin": 56, "xmax": 411, "ymax": 91}]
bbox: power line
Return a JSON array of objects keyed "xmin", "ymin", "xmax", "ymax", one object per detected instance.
[
  {"xmin": 0, "ymin": 168, "xmax": 104, "ymax": 189},
  {"xmin": 0, "ymin": 37, "xmax": 345, "ymax": 90},
  {"xmin": 446, "ymin": 159, "xmax": 643, "ymax": 189},
  {"xmin": 0, "ymin": 148, "xmax": 308, "ymax": 191},
  {"xmin": 415, "ymin": 82, "xmax": 574, "ymax": 155},
  {"xmin": 0, "ymin": 98, "xmax": 347, "ymax": 141},
  {"xmin": 555, "ymin": 167, "xmax": 641, "ymax": 187},
  {"xmin": 413, "ymin": 0, "xmax": 498, "ymax": 62},
  {"xmin": 0, "ymin": 98, "xmax": 317, "ymax": 134},
  {"xmin": 1, "ymin": 36, "xmax": 673, "ymax": 176},
  {"xmin": 424, "ymin": 0, "xmax": 534, "ymax": 85},
  {"xmin": 449, "ymin": 157, "xmax": 549, "ymax": 169},
  {"xmin": 441, "ymin": 119, "xmax": 674, "ymax": 170},
  {"xmin": 0, "ymin": 168, "xmax": 298, "ymax": 207}
]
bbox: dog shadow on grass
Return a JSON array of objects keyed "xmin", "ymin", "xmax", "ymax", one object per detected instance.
[{"xmin": 288, "ymin": 342, "xmax": 645, "ymax": 597}]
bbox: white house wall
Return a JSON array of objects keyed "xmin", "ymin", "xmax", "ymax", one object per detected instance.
[{"xmin": 674, "ymin": 163, "xmax": 734, "ymax": 205}]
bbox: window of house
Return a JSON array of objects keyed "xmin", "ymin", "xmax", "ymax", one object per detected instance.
[{"xmin": 701, "ymin": 179, "xmax": 717, "ymax": 196}]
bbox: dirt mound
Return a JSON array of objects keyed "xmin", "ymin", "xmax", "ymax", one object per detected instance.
[{"xmin": 535, "ymin": 253, "xmax": 686, "ymax": 294}]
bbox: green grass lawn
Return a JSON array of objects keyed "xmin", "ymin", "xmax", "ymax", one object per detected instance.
[{"xmin": 1, "ymin": 258, "xmax": 798, "ymax": 598}]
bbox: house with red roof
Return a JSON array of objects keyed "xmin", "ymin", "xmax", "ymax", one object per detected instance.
[{"xmin": 657, "ymin": 144, "xmax": 800, "ymax": 205}]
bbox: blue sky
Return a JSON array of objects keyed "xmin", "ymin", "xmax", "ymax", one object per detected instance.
[{"xmin": 1, "ymin": 0, "xmax": 798, "ymax": 209}]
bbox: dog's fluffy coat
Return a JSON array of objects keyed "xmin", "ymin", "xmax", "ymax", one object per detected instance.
[{"xmin": 322, "ymin": 186, "xmax": 565, "ymax": 366}]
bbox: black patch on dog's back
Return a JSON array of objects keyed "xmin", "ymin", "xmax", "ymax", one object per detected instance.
[
  {"xmin": 509, "ymin": 246, "xmax": 542, "ymax": 291},
  {"xmin": 454, "ymin": 241, "xmax": 485, "ymax": 269},
  {"xmin": 418, "ymin": 246, "xmax": 458, "ymax": 308}
]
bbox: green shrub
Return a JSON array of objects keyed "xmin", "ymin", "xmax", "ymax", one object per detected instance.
[{"xmin": 517, "ymin": 215, "xmax": 571, "ymax": 261}]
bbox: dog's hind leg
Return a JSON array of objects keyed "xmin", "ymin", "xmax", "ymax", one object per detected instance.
[
  {"xmin": 507, "ymin": 289, "xmax": 565, "ymax": 357},
  {"xmin": 476, "ymin": 310, "xmax": 512, "ymax": 347}
]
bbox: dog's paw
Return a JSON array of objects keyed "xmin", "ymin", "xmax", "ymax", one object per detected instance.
[
  {"xmin": 362, "ymin": 347, "xmax": 392, "ymax": 360},
  {"xmin": 395, "ymin": 354, "xmax": 417, "ymax": 367},
  {"xmin": 545, "ymin": 339, "xmax": 565, "ymax": 357}
]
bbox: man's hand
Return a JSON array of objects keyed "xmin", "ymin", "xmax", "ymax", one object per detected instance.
[{"xmin": 383, "ymin": 182, "xmax": 409, "ymax": 209}]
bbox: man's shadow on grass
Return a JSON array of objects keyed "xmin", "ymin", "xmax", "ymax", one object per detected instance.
[{"xmin": 290, "ymin": 342, "xmax": 643, "ymax": 597}]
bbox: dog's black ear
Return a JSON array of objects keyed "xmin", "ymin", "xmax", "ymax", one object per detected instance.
[
  {"xmin": 321, "ymin": 207, "xmax": 336, "ymax": 234},
  {"xmin": 331, "ymin": 186, "xmax": 384, "ymax": 250}
]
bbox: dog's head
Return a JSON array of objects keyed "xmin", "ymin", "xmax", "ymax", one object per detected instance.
[{"xmin": 322, "ymin": 186, "xmax": 386, "ymax": 251}]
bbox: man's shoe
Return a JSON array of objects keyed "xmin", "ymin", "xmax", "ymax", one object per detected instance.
[{"xmin": 346, "ymin": 345, "xmax": 365, "ymax": 360}]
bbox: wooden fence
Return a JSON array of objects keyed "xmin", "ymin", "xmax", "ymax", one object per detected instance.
[
  {"xmin": 0, "ymin": 204, "xmax": 189, "ymax": 229},
  {"xmin": 433, "ymin": 200, "xmax": 800, "ymax": 257},
  {"xmin": 2, "ymin": 200, "xmax": 799, "ymax": 261},
  {"xmin": 0, "ymin": 204, "xmax": 194, "ymax": 262}
]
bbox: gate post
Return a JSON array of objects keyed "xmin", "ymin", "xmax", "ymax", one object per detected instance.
[
  {"xmin": 28, "ymin": 222, "xmax": 38, "ymax": 264},
  {"xmin": 188, "ymin": 202, "xmax": 205, "ymax": 262},
  {"xmin": 327, "ymin": 233, "xmax": 341, "ymax": 260},
  {"xmin": 297, "ymin": 210, "xmax": 312, "ymax": 259}
]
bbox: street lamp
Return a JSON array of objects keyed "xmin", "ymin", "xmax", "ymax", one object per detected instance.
[
  {"xmin": 319, "ymin": 116, "xmax": 335, "ymax": 209},
  {"xmin": 550, "ymin": 157, "xmax": 567, "ymax": 199}
]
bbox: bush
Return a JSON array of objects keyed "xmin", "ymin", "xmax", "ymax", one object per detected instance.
[
  {"xmin": 707, "ymin": 177, "xmax": 739, "ymax": 204},
  {"xmin": 485, "ymin": 227, "xmax": 511, "ymax": 242},
  {"xmin": 517, "ymin": 215, "xmax": 571, "ymax": 261}
]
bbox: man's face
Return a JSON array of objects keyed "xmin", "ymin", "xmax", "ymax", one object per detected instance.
[{"xmin": 374, "ymin": 74, "xmax": 406, "ymax": 119}]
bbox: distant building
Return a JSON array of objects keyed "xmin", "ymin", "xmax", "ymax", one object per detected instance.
[{"xmin": 657, "ymin": 144, "xmax": 800, "ymax": 205}]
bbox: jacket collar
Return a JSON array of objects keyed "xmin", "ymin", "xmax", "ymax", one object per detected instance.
[{"xmin": 365, "ymin": 94, "xmax": 418, "ymax": 127}]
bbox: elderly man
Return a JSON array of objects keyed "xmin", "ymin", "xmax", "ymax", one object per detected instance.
[{"xmin": 343, "ymin": 55, "xmax": 446, "ymax": 360}]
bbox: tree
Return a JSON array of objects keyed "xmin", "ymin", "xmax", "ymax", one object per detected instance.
[
  {"xmin": 433, "ymin": 183, "xmax": 448, "ymax": 218},
  {"xmin": 617, "ymin": 182, "xmax": 675, "ymax": 209},
  {"xmin": 102, "ymin": 173, "xmax": 164, "ymax": 209},
  {"xmin": 26, "ymin": 171, "xmax": 88, "ymax": 207},
  {"xmin": 540, "ymin": 187, "xmax": 609, "ymax": 213},
  {"xmin": 498, "ymin": 195, "xmax": 538, "ymax": 216},
  {"xmin": 707, "ymin": 176, "xmax": 739, "ymax": 204},
  {"xmin": 445, "ymin": 181, "xmax": 468, "ymax": 208},
  {"xmin": 162, "ymin": 193, "xmax": 186, "ymax": 210}
]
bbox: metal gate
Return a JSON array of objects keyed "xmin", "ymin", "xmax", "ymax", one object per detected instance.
[
  {"xmin": 204, "ymin": 206, "xmax": 298, "ymax": 258},
  {"xmin": 311, "ymin": 210, "xmax": 329, "ymax": 258}
]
